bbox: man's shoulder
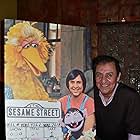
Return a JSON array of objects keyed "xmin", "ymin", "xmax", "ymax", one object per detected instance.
[
  {"xmin": 117, "ymin": 83, "xmax": 140, "ymax": 100},
  {"xmin": 118, "ymin": 83, "xmax": 138, "ymax": 95}
]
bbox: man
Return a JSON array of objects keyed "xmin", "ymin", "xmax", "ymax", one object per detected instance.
[{"xmin": 93, "ymin": 55, "xmax": 140, "ymax": 140}]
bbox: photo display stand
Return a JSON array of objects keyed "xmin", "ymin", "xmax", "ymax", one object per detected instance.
[{"xmin": 1, "ymin": 19, "xmax": 94, "ymax": 140}]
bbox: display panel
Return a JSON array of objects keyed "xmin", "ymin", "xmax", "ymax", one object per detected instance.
[{"xmin": 1, "ymin": 19, "xmax": 94, "ymax": 140}]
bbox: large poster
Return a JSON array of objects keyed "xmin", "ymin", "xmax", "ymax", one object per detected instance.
[{"xmin": 3, "ymin": 19, "xmax": 94, "ymax": 140}]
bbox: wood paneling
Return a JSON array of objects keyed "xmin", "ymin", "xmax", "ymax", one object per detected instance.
[
  {"xmin": 17, "ymin": 0, "xmax": 98, "ymax": 26},
  {"xmin": 0, "ymin": 0, "xmax": 17, "ymax": 20},
  {"xmin": 17, "ymin": 0, "xmax": 140, "ymax": 25},
  {"xmin": 98, "ymin": 0, "xmax": 140, "ymax": 23}
]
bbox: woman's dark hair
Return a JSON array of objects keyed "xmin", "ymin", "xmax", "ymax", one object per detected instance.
[
  {"xmin": 92, "ymin": 55, "xmax": 121, "ymax": 76},
  {"xmin": 66, "ymin": 69, "xmax": 86, "ymax": 92}
]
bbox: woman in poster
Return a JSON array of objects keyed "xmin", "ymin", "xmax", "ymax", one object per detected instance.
[{"xmin": 59, "ymin": 69, "xmax": 96, "ymax": 140}]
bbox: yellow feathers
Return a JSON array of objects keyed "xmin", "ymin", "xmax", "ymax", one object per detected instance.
[
  {"xmin": 5, "ymin": 21, "xmax": 54, "ymax": 100},
  {"xmin": 6, "ymin": 22, "xmax": 42, "ymax": 45}
]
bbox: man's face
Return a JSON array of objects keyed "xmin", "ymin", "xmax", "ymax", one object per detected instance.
[
  {"xmin": 95, "ymin": 62, "xmax": 121, "ymax": 98},
  {"xmin": 68, "ymin": 75, "xmax": 84, "ymax": 97}
]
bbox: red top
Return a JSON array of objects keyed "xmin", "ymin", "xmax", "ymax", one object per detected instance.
[{"xmin": 59, "ymin": 94, "xmax": 95, "ymax": 116}]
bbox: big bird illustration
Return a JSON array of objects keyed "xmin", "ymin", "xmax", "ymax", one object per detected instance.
[{"xmin": 5, "ymin": 21, "xmax": 54, "ymax": 100}]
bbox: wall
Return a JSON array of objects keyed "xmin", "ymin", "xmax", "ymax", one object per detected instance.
[
  {"xmin": 97, "ymin": 22, "xmax": 140, "ymax": 93},
  {"xmin": 17, "ymin": 0, "xmax": 140, "ymax": 25},
  {"xmin": 0, "ymin": 0, "xmax": 17, "ymax": 20},
  {"xmin": 17, "ymin": 0, "xmax": 97, "ymax": 26}
]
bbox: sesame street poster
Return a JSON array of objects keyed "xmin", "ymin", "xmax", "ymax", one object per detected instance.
[
  {"xmin": 2, "ymin": 19, "xmax": 94, "ymax": 140},
  {"xmin": 5, "ymin": 100, "xmax": 63, "ymax": 140}
]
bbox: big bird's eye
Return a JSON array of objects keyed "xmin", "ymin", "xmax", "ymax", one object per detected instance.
[
  {"xmin": 24, "ymin": 44, "xmax": 30, "ymax": 48},
  {"xmin": 31, "ymin": 43, "xmax": 38, "ymax": 48}
]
